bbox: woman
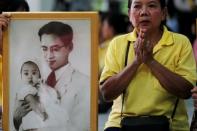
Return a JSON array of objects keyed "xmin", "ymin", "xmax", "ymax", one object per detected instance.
[{"xmin": 100, "ymin": 0, "xmax": 196, "ymax": 131}]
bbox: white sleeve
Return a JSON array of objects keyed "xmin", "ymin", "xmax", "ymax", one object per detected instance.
[{"xmin": 17, "ymin": 85, "xmax": 37, "ymax": 100}]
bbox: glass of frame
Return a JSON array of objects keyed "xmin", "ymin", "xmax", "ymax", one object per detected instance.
[{"xmin": 2, "ymin": 12, "xmax": 98, "ymax": 131}]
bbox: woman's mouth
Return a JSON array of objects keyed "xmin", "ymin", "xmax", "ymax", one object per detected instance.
[{"xmin": 140, "ymin": 20, "xmax": 150, "ymax": 25}]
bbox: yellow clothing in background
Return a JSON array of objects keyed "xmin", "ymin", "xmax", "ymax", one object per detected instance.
[
  {"xmin": 100, "ymin": 27, "xmax": 197, "ymax": 131},
  {"xmin": 99, "ymin": 39, "xmax": 111, "ymax": 75}
]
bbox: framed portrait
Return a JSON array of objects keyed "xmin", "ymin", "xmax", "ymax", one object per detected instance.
[{"xmin": 2, "ymin": 12, "xmax": 98, "ymax": 131}]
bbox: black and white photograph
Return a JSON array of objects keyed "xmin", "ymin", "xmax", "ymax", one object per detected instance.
[{"xmin": 2, "ymin": 12, "xmax": 98, "ymax": 131}]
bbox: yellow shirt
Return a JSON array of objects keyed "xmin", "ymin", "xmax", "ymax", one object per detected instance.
[{"xmin": 100, "ymin": 27, "xmax": 197, "ymax": 131}]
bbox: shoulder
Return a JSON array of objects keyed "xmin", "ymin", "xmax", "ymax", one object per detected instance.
[
  {"xmin": 161, "ymin": 27, "xmax": 192, "ymax": 51},
  {"xmin": 168, "ymin": 31, "xmax": 192, "ymax": 49},
  {"xmin": 171, "ymin": 32, "xmax": 190, "ymax": 42},
  {"xmin": 73, "ymin": 70, "xmax": 87, "ymax": 78},
  {"xmin": 70, "ymin": 69, "xmax": 90, "ymax": 95},
  {"xmin": 107, "ymin": 33, "xmax": 131, "ymax": 53},
  {"xmin": 163, "ymin": 27, "xmax": 191, "ymax": 46},
  {"xmin": 72, "ymin": 69, "xmax": 89, "ymax": 82},
  {"xmin": 110, "ymin": 33, "xmax": 130, "ymax": 46},
  {"xmin": 169, "ymin": 31, "xmax": 191, "ymax": 44}
]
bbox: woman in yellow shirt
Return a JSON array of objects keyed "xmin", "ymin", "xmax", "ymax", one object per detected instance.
[{"xmin": 100, "ymin": 0, "xmax": 196, "ymax": 131}]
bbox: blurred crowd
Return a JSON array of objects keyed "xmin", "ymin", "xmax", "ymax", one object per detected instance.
[{"xmin": 52, "ymin": 0, "xmax": 197, "ymax": 44}]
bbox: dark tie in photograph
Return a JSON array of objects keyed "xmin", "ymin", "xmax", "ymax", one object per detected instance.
[{"xmin": 46, "ymin": 71, "xmax": 56, "ymax": 88}]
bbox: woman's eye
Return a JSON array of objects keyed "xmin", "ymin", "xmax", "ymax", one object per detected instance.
[
  {"xmin": 24, "ymin": 73, "xmax": 28, "ymax": 76},
  {"xmin": 149, "ymin": 4, "xmax": 158, "ymax": 8},
  {"xmin": 133, "ymin": 5, "xmax": 141, "ymax": 9}
]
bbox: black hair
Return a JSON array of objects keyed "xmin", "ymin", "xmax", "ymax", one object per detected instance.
[
  {"xmin": 20, "ymin": 61, "xmax": 41, "ymax": 78},
  {"xmin": 104, "ymin": 13, "xmax": 130, "ymax": 35},
  {"xmin": 0, "ymin": 0, "xmax": 29, "ymax": 13},
  {"xmin": 38, "ymin": 21, "xmax": 73, "ymax": 41}
]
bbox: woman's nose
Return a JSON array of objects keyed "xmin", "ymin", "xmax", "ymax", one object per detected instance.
[{"xmin": 140, "ymin": 6, "xmax": 149, "ymax": 16}]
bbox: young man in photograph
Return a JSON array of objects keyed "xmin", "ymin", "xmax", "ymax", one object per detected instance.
[{"xmin": 13, "ymin": 21, "xmax": 90, "ymax": 131}]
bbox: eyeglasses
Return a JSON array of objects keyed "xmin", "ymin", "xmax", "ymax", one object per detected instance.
[{"xmin": 41, "ymin": 45, "xmax": 65, "ymax": 53}]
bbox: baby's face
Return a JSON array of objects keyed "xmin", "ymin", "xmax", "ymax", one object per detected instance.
[{"xmin": 21, "ymin": 64, "xmax": 40, "ymax": 86}]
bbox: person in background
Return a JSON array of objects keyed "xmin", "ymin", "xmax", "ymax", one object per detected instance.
[
  {"xmin": 173, "ymin": 0, "xmax": 197, "ymax": 43},
  {"xmin": 99, "ymin": 0, "xmax": 196, "ymax": 131},
  {"xmin": 53, "ymin": 0, "xmax": 92, "ymax": 11},
  {"xmin": 0, "ymin": 0, "xmax": 29, "ymax": 103},
  {"xmin": 0, "ymin": 0, "xmax": 29, "ymax": 129},
  {"xmin": 98, "ymin": 12, "xmax": 130, "ymax": 113},
  {"xmin": 166, "ymin": 0, "xmax": 179, "ymax": 32}
]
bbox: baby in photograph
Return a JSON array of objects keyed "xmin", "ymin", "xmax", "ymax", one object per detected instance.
[{"xmin": 16, "ymin": 61, "xmax": 69, "ymax": 131}]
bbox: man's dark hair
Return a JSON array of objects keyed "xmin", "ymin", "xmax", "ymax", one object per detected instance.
[{"xmin": 38, "ymin": 21, "xmax": 73, "ymax": 41}]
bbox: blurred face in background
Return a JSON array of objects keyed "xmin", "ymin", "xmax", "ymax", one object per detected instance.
[{"xmin": 101, "ymin": 19, "xmax": 114, "ymax": 41}]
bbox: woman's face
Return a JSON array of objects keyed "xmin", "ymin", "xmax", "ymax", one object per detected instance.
[{"xmin": 128, "ymin": 0, "xmax": 166, "ymax": 32}]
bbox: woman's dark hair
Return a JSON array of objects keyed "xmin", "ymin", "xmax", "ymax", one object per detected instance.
[{"xmin": 128, "ymin": 0, "xmax": 166, "ymax": 9}]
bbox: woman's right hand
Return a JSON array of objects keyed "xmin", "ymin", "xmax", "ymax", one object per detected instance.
[
  {"xmin": 0, "ymin": 13, "xmax": 10, "ymax": 30},
  {"xmin": 133, "ymin": 28, "xmax": 147, "ymax": 65},
  {"xmin": 0, "ymin": 13, "xmax": 10, "ymax": 54}
]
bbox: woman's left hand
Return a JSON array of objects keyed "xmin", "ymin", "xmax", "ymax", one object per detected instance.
[
  {"xmin": 142, "ymin": 39, "xmax": 154, "ymax": 64},
  {"xmin": 138, "ymin": 28, "xmax": 154, "ymax": 64}
]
